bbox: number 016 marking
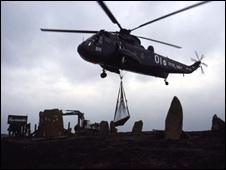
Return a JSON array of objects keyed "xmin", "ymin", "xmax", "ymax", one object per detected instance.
[
  {"xmin": 155, "ymin": 54, "xmax": 167, "ymax": 66},
  {"xmin": 155, "ymin": 54, "xmax": 160, "ymax": 63}
]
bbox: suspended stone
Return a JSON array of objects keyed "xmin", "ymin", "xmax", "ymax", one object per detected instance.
[
  {"xmin": 113, "ymin": 79, "xmax": 130, "ymax": 126},
  {"xmin": 165, "ymin": 96, "xmax": 183, "ymax": 140}
]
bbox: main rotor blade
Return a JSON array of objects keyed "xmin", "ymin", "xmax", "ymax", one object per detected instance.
[
  {"xmin": 136, "ymin": 35, "xmax": 182, "ymax": 49},
  {"xmin": 97, "ymin": 1, "xmax": 122, "ymax": 30},
  {"xmin": 40, "ymin": 28, "xmax": 98, "ymax": 34},
  {"xmin": 195, "ymin": 51, "xmax": 200, "ymax": 60},
  {"xmin": 131, "ymin": 1, "xmax": 211, "ymax": 32}
]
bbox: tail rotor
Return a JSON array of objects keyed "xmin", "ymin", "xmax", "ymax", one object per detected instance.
[{"xmin": 191, "ymin": 51, "xmax": 208, "ymax": 74}]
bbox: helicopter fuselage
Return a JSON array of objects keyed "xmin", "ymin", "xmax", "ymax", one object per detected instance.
[{"xmin": 77, "ymin": 30, "xmax": 200, "ymax": 79}]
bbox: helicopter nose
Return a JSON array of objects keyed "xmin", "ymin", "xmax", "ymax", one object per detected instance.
[
  {"xmin": 77, "ymin": 42, "xmax": 95, "ymax": 63},
  {"xmin": 78, "ymin": 42, "xmax": 91, "ymax": 61},
  {"xmin": 77, "ymin": 43, "xmax": 85, "ymax": 58}
]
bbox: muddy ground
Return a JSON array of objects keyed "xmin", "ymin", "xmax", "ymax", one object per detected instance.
[{"xmin": 1, "ymin": 130, "xmax": 225, "ymax": 169}]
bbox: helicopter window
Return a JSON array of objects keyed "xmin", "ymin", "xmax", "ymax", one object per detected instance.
[
  {"xmin": 88, "ymin": 41, "xmax": 92, "ymax": 46},
  {"xmin": 98, "ymin": 36, "xmax": 103, "ymax": 44},
  {"xmin": 87, "ymin": 35, "xmax": 99, "ymax": 46},
  {"xmin": 104, "ymin": 36, "xmax": 112, "ymax": 43},
  {"xmin": 93, "ymin": 37, "xmax": 98, "ymax": 44}
]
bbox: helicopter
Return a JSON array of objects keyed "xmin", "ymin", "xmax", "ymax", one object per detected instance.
[{"xmin": 41, "ymin": 1, "xmax": 209, "ymax": 85}]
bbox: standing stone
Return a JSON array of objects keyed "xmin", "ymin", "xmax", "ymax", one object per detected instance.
[
  {"xmin": 165, "ymin": 96, "xmax": 183, "ymax": 140},
  {"xmin": 132, "ymin": 120, "xmax": 143, "ymax": 133},
  {"xmin": 99, "ymin": 121, "xmax": 109, "ymax": 135},
  {"xmin": 37, "ymin": 109, "xmax": 64, "ymax": 137},
  {"xmin": 211, "ymin": 114, "xmax": 225, "ymax": 131},
  {"xmin": 110, "ymin": 121, "xmax": 118, "ymax": 134}
]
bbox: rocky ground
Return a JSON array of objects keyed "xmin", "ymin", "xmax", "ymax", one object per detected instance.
[{"xmin": 1, "ymin": 130, "xmax": 225, "ymax": 169}]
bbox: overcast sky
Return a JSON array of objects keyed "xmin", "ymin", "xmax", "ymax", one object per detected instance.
[{"xmin": 1, "ymin": 1, "xmax": 225, "ymax": 134}]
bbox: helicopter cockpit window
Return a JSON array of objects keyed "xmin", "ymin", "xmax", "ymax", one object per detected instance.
[
  {"xmin": 98, "ymin": 36, "xmax": 103, "ymax": 44},
  {"xmin": 88, "ymin": 41, "xmax": 92, "ymax": 47},
  {"xmin": 87, "ymin": 35, "xmax": 99, "ymax": 46}
]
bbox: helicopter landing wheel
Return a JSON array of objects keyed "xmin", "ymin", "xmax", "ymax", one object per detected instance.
[
  {"xmin": 100, "ymin": 70, "xmax": 107, "ymax": 78},
  {"xmin": 164, "ymin": 79, "xmax": 169, "ymax": 85}
]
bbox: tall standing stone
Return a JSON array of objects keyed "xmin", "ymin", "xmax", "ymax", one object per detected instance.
[
  {"xmin": 165, "ymin": 96, "xmax": 183, "ymax": 140},
  {"xmin": 211, "ymin": 114, "xmax": 225, "ymax": 131},
  {"xmin": 110, "ymin": 121, "xmax": 118, "ymax": 134},
  {"xmin": 132, "ymin": 120, "xmax": 143, "ymax": 133}
]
